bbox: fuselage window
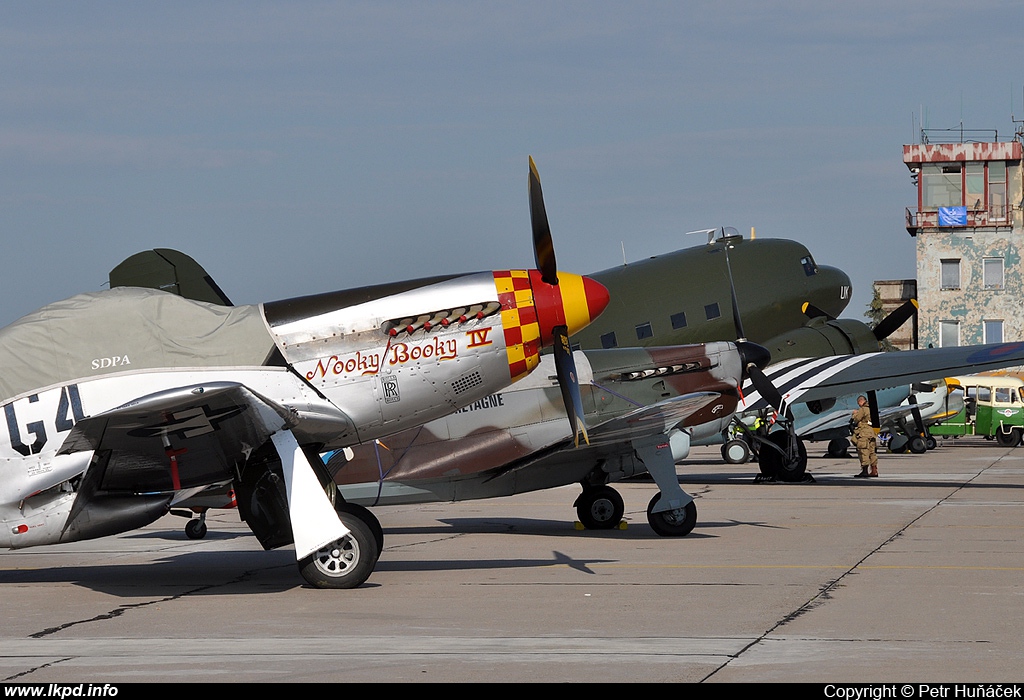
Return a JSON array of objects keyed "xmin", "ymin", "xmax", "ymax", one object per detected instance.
[
  {"xmin": 704, "ymin": 303, "xmax": 720, "ymax": 321},
  {"xmin": 671, "ymin": 312, "xmax": 687, "ymax": 329},
  {"xmin": 635, "ymin": 322, "xmax": 653, "ymax": 340},
  {"xmin": 801, "ymin": 256, "xmax": 818, "ymax": 276},
  {"xmin": 600, "ymin": 332, "xmax": 617, "ymax": 349}
]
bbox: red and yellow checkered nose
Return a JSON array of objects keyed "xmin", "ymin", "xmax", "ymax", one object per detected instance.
[{"xmin": 493, "ymin": 270, "xmax": 610, "ymax": 381}]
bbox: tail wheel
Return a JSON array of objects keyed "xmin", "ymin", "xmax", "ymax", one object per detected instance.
[
  {"xmin": 646, "ymin": 493, "xmax": 697, "ymax": 537},
  {"xmin": 298, "ymin": 508, "xmax": 378, "ymax": 589},
  {"xmin": 184, "ymin": 519, "xmax": 208, "ymax": 540},
  {"xmin": 575, "ymin": 485, "xmax": 624, "ymax": 530}
]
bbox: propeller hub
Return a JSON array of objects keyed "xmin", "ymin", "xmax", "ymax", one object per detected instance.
[
  {"xmin": 736, "ymin": 341, "xmax": 771, "ymax": 375},
  {"xmin": 530, "ymin": 270, "xmax": 610, "ymax": 345}
]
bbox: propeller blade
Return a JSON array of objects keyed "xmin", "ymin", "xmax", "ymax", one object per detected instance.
[
  {"xmin": 801, "ymin": 302, "xmax": 834, "ymax": 321},
  {"xmin": 528, "ymin": 156, "xmax": 558, "ymax": 285},
  {"xmin": 867, "ymin": 390, "xmax": 880, "ymax": 429},
  {"xmin": 872, "ymin": 299, "xmax": 918, "ymax": 341},
  {"xmin": 747, "ymin": 365, "xmax": 784, "ymax": 412},
  {"xmin": 721, "ymin": 245, "xmax": 783, "ymax": 411},
  {"xmin": 552, "ymin": 326, "xmax": 589, "ymax": 447},
  {"xmin": 723, "ymin": 244, "xmax": 746, "ymax": 341}
]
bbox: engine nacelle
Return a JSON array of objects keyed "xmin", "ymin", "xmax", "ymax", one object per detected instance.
[{"xmin": 765, "ymin": 317, "xmax": 882, "ymax": 362}]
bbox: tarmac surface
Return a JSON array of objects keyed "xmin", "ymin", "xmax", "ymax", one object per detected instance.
[{"xmin": 1, "ymin": 438, "xmax": 1022, "ymax": 683}]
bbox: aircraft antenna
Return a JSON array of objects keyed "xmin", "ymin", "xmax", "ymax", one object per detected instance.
[{"xmin": 684, "ymin": 227, "xmax": 717, "ymax": 245}]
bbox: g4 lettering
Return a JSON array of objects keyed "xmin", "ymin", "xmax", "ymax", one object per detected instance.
[{"xmin": 4, "ymin": 385, "xmax": 86, "ymax": 456}]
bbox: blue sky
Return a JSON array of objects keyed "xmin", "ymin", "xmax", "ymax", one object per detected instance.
[{"xmin": 3, "ymin": 1, "xmax": 1023, "ymax": 328}]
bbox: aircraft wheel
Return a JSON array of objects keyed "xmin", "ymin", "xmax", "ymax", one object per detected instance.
[
  {"xmin": 335, "ymin": 501, "xmax": 383, "ymax": 559},
  {"xmin": 908, "ymin": 435, "xmax": 928, "ymax": 454},
  {"xmin": 888, "ymin": 434, "xmax": 909, "ymax": 453},
  {"xmin": 996, "ymin": 428, "xmax": 1021, "ymax": 447},
  {"xmin": 646, "ymin": 494, "xmax": 697, "ymax": 537},
  {"xmin": 184, "ymin": 519, "xmax": 207, "ymax": 540},
  {"xmin": 759, "ymin": 432, "xmax": 807, "ymax": 482},
  {"xmin": 721, "ymin": 439, "xmax": 750, "ymax": 464},
  {"xmin": 827, "ymin": 438, "xmax": 850, "ymax": 458},
  {"xmin": 575, "ymin": 485, "xmax": 624, "ymax": 530},
  {"xmin": 925, "ymin": 436, "xmax": 937, "ymax": 450},
  {"xmin": 298, "ymin": 510, "xmax": 378, "ymax": 589}
]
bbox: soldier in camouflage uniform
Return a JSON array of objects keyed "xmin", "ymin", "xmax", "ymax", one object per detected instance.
[{"xmin": 851, "ymin": 395, "xmax": 878, "ymax": 478}]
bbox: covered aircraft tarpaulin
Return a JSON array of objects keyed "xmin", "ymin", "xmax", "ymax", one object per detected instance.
[{"xmin": 0, "ymin": 287, "xmax": 275, "ymax": 404}]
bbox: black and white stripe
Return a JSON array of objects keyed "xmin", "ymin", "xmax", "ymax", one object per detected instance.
[{"xmin": 740, "ymin": 354, "xmax": 879, "ymax": 411}]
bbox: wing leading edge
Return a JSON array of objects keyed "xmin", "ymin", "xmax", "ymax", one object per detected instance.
[{"xmin": 741, "ymin": 343, "xmax": 1024, "ymax": 412}]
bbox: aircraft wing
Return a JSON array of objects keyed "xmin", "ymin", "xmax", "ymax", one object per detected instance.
[
  {"xmin": 58, "ymin": 382, "xmax": 294, "ymax": 495},
  {"xmin": 480, "ymin": 389, "xmax": 733, "ymax": 485},
  {"xmin": 741, "ymin": 342, "xmax": 1024, "ymax": 412},
  {"xmin": 582, "ymin": 391, "xmax": 728, "ymax": 446},
  {"xmin": 876, "ymin": 403, "xmax": 932, "ymax": 427}
]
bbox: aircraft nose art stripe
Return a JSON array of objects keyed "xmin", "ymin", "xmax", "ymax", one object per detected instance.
[
  {"xmin": 528, "ymin": 270, "xmax": 611, "ymax": 342},
  {"xmin": 494, "ymin": 270, "xmax": 542, "ymax": 381},
  {"xmin": 557, "ymin": 272, "xmax": 610, "ymax": 336}
]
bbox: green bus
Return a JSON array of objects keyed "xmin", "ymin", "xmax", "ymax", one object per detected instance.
[{"xmin": 930, "ymin": 375, "xmax": 1024, "ymax": 446}]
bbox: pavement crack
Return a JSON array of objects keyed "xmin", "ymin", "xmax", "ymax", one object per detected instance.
[
  {"xmin": 4, "ymin": 657, "xmax": 72, "ymax": 682},
  {"xmin": 29, "ymin": 569, "xmax": 259, "ymax": 639},
  {"xmin": 698, "ymin": 455, "xmax": 1002, "ymax": 682}
]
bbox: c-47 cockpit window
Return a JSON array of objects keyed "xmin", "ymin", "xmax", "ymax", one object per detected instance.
[{"xmin": 800, "ymin": 256, "xmax": 818, "ymax": 276}]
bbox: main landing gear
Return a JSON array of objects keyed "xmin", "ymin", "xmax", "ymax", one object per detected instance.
[
  {"xmin": 647, "ymin": 493, "xmax": 697, "ymax": 537},
  {"xmin": 574, "ymin": 432, "xmax": 700, "ymax": 538},
  {"xmin": 756, "ymin": 430, "xmax": 809, "ymax": 482},
  {"xmin": 573, "ymin": 484, "xmax": 698, "ymax": 537},
  {"xmin": 298, "ymin": 502, "xmax": 382, "ymax": 589},
  {"xmin": 574, "ymin": 485, "xmax": 624, "ymax": 530}
]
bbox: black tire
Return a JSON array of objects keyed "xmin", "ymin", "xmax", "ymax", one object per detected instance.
[
  {"xmin": 909, "ymin": 435, "xmax": 927, "ymax": 454},
  {"xmin": 925, "ymin": 436, "xmax": 937, "ymax": 450},
  {"xmin": 758, "ymin": 432, "xmax": 807, "ymax": 482},
  {"xmin": 335, "ymin": 501, "xmax": 384, "ymax": 560},
  {"xmin": 646, "ymin": 493, "xmax": 697, "ymax": 537},
  {"xmin": 888, "ymin": 434, "xmax": 909, "ymax": 453},
  {"xmin": 721, "ymin": 439, "xmax": 751, "ymax": 464},
  {"xmin": 297, "ymin": 510, "xmax": 378, "ymax": 589},
  {"xmin": 996, "ymin": 427, "xmax": 1020, "ymax": 447},
  {"xmin": 827, "ymin": 438, "xmax": 850, "ymax": 458},
  {"xmin": 184, "ymin": 519, "xmax": 207, "ymax": 540},
  {"xmin": 575, "ymin": 485, "xmax": 625, "ymax": 530}
]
